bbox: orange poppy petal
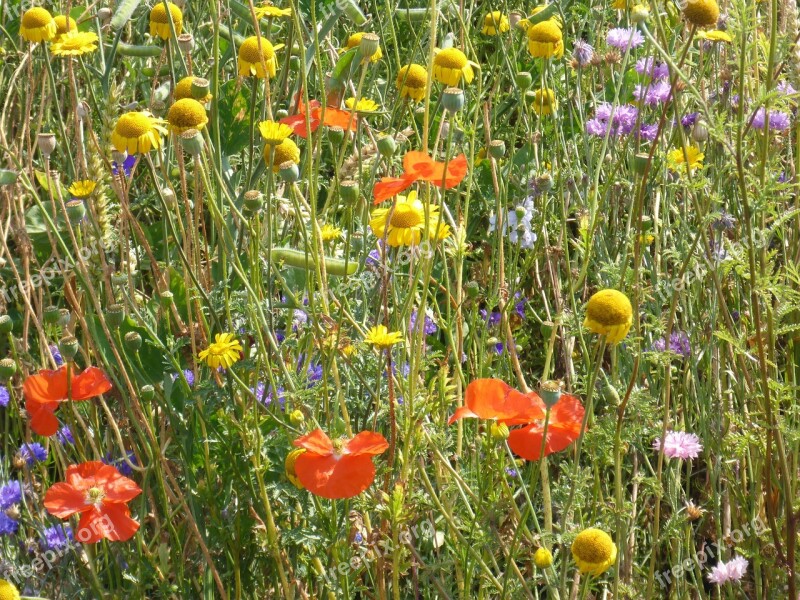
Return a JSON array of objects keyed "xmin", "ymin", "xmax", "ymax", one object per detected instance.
[
  {"xmin": 279, "ymin": 113, "xmax": 319, "ymax": 138},
  {"xmin": 92, "ymin": 465, "xmax": 142, "ymax": 503},
  {"xmin": 71, "ymin": 367, "xmax": 112, "ymax": 401},
  {"xmin": 508, "ymin": 422, "xmax": 582, "ymax": 461},
  {"xmin": 319, "ymin": 106, "xmax": 356, "ymax": 131},
  {"xmin": 372, "ymin": 175, "xmax": 416, "ymax": 204},
  {"xmin": 403, "ymin": 151, "xmax": 440, "ymax": 179},
  {"xmin": 44, "ymin": 482, "xmax": 90, "ymax": 518},
  {"xmin": 23, "ymin": 367, "xmax": 69, "ymax": 404},
  {"xmin": 549, "ymin": 393, "xmax": 586, "ymax": 428},
  {"xmin": 77, "ymin": 504, "xmax": 140, "ymax": 543},
  {"xmin": 463, "ymin": 378, "xmax": 545, "ymax": 424},
  {"xmin": 65, "ymin": 460, "xmax": 106, "ymax": 484},
  {"xmin": 345, "ymin": 431, "xmax": 389, "ymax": 456},
  {"xmin": 294, "ymin": 453, "xmax": 377, "ymax": 499},
  {"xmin": 442, "ymin": 153, "xmax": 468, "ymax": 188},
  {"xmin": 447, "ymin": 405, "xmax": 479, "ymax": 425},
  {"xmin": 27, "ymin": 399, "xmax": 61, "ymax": 437},
  {"xmin": 499, "ymin": 389, "xmax": 547, "ymax": 425},
  {"xmin": 293, "ymin": 428, "xmax": 334, "ymax": 455}
]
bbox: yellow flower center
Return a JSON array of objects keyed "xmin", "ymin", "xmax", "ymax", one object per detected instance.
[
  {"xmin": 345, "ymin": 32, "xmax": 365, "ymax": 49},
  {"xmin": 168, "ymin": 98, "xmax": 207, "ymax": 128},
  {"xmin": 331, "ymin": 439, "xmax": 346, "ymax": 455},
  {"xmin": 240, "ymin": 36, "xmax": 276, "ymax": 62},
  {"xmin": 54, "ymin": 31, "xmax": 97, "ymax": 52},
  {"xmin": 0, "ymin": 579, "xmax": 20, "ymax": 600},
  {"xmin": 116, "ymin": 112, "xmax": 155, "ymax": 138},
  {"xmin": 269, "ymin": 138, "xmax": 300, "ymax": 166},
  {"xmin": 435, "ymin": 48, "xmax": 468, "ymax": 69},
  {"xmin": 586, "ymin": 289, "xmax": 632, "ymax": 327},
  {"xmin": 390, "ymin": 203, "xmax": 423, "ymax": 228},
  {"xmin": 23, "ymin": 7, "xmax": 53, "ymax": 28},
  {"xmin": 85, "ymin": 486, "xmax": 106, "ymax": 505},
  {"xmin": 150, "ymin": 2, "xmax": 182, "ymax": 24},
  {"xmin": 484, "ymin": 11, "xmax": 504, "ymax": 26},
  {"xmin": 397, "ymin": 64, "xmax": 427, "ymax": 88},
  {"xmin": 54, "ymin": 15, "xmax": 77, "ymax": 35},
  {"xmin": 572, "ymin": 529, "xmax": 615, "ymax": 563},
  {"xmin": 535, "ymin": 89, "xmax": 555, "ymax": 106},
  {"xmin": 174, "ymin": 76, "xmax": 194, "ymax": 100},
  {"xmin": 527, "ymin": 20, "xmax": 562, "ymax": 43}
]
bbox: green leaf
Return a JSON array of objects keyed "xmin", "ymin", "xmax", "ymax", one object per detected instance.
[
  {"xmin": 331, "ymin": 48, "xmax": 358, "ymax": 82},
  {"xmin": 25, "ymin": 201, "xmax": 67, "ymax": 235},
  {"xmin": 217, "ymin": 80, "xmax": 253, "ymax": 157},
  {"xmin": 111, "ymin": 0, "xmax": 142, "ymax": 30}
]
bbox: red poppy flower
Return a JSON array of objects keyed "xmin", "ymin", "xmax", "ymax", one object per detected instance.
[
  {"xmin": 24, "ymin": 366, "xmax": 112, "ymax": 436},
  {"xmin": 44, "ymin": 461, "xmax": 142, "ymax": 543},
  {"xmin": 507, "ymin": 393, "xmax": 585, "ymax": 460},
  {"xmin": 373, "ymin": 151, "xmax": 468, "ymax": 204},
  {"xmin": 293, "ymin": 428, "xmax": 388, "ymax": 499},
  {"xmin": 448, "ymin": 378, "xmax": 545, "ymax": 425},
  {"xmin": 279, "ymin": 99, "xmax": 357, "ymax": 138}
]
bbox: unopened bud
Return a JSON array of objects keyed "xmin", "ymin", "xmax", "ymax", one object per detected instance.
[
  {"xmin": 691, "ymin": 119, "xmax": 709, "ymax": 143},
  {"xmin": 289, "ymin": 409, "xmax": 305, "ymax": 426},
  {"xmin": 490, "ymin": 421, "xmax": 510, "ymax": 440},
  {"xmin": 97, "ymin": 7, "xmax": 113, "ymax": 25},
  {"xmin": 377, "ymin": 135, "xmax": 397, "ymax": 157},
  {"xmin": 140, "ymin": 385, "xmax": 155, "ymax": 402},
  {"xmin": 58, "ymin": 309, "xmax": 71, "ymax": 327},
  {"xmin": 465, "ymin": 281, "xmax": 480, "ymax": 299},
  {"xmin": 0, "ymin": 315, "xmax": 12, "ymax": 334}
]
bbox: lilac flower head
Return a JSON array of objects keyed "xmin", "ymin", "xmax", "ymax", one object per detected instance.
[
  {"xmin": 41, "ymin": 524, "xmax": 74, "ymax": 551},
  {"xmin": 306, "ymin": 363, "xmax": 323, "ymax": 384},
  {"xmin": 652, "ymin": 331, "xmax": 691, "ymax": 358},
  {"xmin": 0, "ymin": 386, "xmax": 8, "ymax": 408},
  {"xmin": 56, "ymin": 425, "xmax": 75, "ymax": 446},
  {"xmin": 587, "ymin": 103, "xmax": 639, "ymax": 137},
  {"xmin": 634, "ymin": 81, "xmax": 672, "ymax": 105},
  {"xmin": 410, "ymin": 309, "xmax": 438, "ymax": 335},
  {"xmin": 103, "ymin": 451, "xmax": 138, "ymax": 477},
  {"xmin": 513, "ymin": 295, "xmax": 527, "ymax": 319},
  {"xmin": 708, "ymin": 556, "xmax": 748, "ymax": 584},
  {"xmin": 0, "ymin": 481, "xmax": 22, "ymax": 510},
  {"xmin": 19, "ymin": 443, "xmax": 48, "ymax": 465},
  {"xmin": 606, "ymin": 27, "xmax": 645, "ymax": 51},
  {"xmin": 713, "ymin": 211, "xmax": 736, "ymax": 231},
  {"xmin": 0, "ymin": 514, "xmax": 18, "ymax": 537},
  {"xmin": 480, "ymin": 309, "xmax": 502, "ymax": 328},
  {"xmin": 635, "ymin": 57, "xmax": 669, "ymax": 79},
  {"xmin": 752, "ymin": 108, "xmax": 791, "ymax": 131},
  {"xmin": 776, "ymin": 81, "xmax": 797, "ymax": 96},
  {"xmin": 505, "ymin": 467, "xmax": 518, "ymax": 478},
  {"xmin": 252, "ymin": 383, "xmax": 286, "ymax": 410},
  {"xmin": 172, "ymin": 369, "xmax": 195, "ymax": 388},
  {"xmin": 638, "ymin": 123, "xmax": 659, "ymax": 141},
  {"xmin": 653, "ymin": 431, "xmax": 703, "ymax": 459},
  {"xmin": 354, "ymin": 532, "xmax": 364, "ymax": 544},
  {"xmin": 572, "ymin": 40, "xmax": 594, "ymax": 66},
  {"xmin": 50, "ymin": 345, "xmax": 64, "ymax": 367},
  {"xmin": 112, "ymin": 154, "xmax": 137, "ymax": 178},
  {"xmin": 292, "ymin": 310, "xmax": 308, "ymax": 331},
  {"xmin": 681, "ymin": 112, "xmax": 699, "ymax": 128}
]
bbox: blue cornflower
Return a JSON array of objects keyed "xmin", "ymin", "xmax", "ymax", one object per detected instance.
[
  {"xmin": 0, "ymin": 481, "xmax": 22, "ymax": 509},
  {"xmin": 306, "ymin": 363, "xmax": 323, "ymax": 385},
  {"xmin": 0, "ymin": 514, "xmax": 18, "ymax": 536},
  {"xmin": 0, "ymin": 385, "xmax": 9, "ymax": 408},
  {"xmin": 49, "ymin": 345, "xmax": 64, "ymax": 367},
  {"xmin": 172, "ymin": 369, "xmax": 195, "ymax": 387},
  {"xmin": 410, "ymin": 309, "xmax": 438, "ymax": 335},
  {"xmin": 112, "ymin": 154, "xmax": 137, "ymax": 177},
  {"xmin": 103, "ymin": 451, "xmax": 138, "ymax": 477},
  {"xmin": 41, "ymin": 524, "xmax": 74, "ymax": 551},
  {"xmin": 19, "ymin": 443, "xmax": 48, "ymax": 465},
  {"xmin": 56, "ymin": 425, "xmax": 75, "ymax": 445}
]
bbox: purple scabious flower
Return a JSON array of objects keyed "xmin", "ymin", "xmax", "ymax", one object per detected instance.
[
  {"xmin": 606, "ymin": 27, "xmax": 645, "ymax": 51},
  {"xmin": 410, "ymin": 309, "xmax": 438, "ymax": 336},
  {"xmin": 713, "ymin": 212, "xmax": 736, "ymax": 230},
  {"xmin": 56, "ymin": 425, "xmax": 75, "ymax": 446},
  {"xmin": 172, "ymin": 369, "xmax": 195, "ymax": 388},
  {"xmin": 0, "ymin": 481, "xmax": 21, "ymax": 509},
  {"xmin": 572, "ymin": 40, "xmax": 594, "ymax": 66},
  {"xmin": 652, "ymin": 331, "xmax": 691, "ymax": 358},
  {"xmin": 49, "ymin": 345, "xmax": 64, "ymax": 367},
  {"xmin": 653, "ymin": 431, "xmax": 703, "ymax": 459},
  {"xmin": 306, "ymin": 363, "xmax": 323, "ymax": 385},
  {"xmin": 513, "ymin": 295, "xmax": 527, "ymax": 319},
  {"xmin": 638, "ymin": 123, "xmax": 659, "ymax": 141},
  {"xmin": 752, "ymin": 108, "xmax": 791, "ymax": 131},
  {"xmin": 680, "ymin": 112, "xmax": 699, "ymax": 128},
  {"xmin": 19, "ymin": 443, "xmax": 48, "ymax": 465},
  {"xmin": 252, "ymin": 382, "xmax": 286, "ymax": 410},
  {"xmin": 41, "ymin": 524, "xmax": 74, "ymax": 551},
  {"xmin": 0, "ymin": 386, "xmax": 8, "ymax": 408},
  {"xmin": 635, "ymin": 57, "xmax": 669, "ymax": 79},
  {"xmin": 275, "ymin": 329, "xmax": 286, "ymax": 344},
  {"xmin": 776, "ymin": 81, "xmax": 797, "ymax": 96},
  {"xmin": 586, "ymin": 103, "xmax": 639, "ymax": 137},
  {"xmin": 103, "ymin": 451, "xmax": 137, "ymax": 477},
  {"xmin": 634, "ymin": 81, "xmax": 672, "ymax": 105},
  {"xmin": 0, "ymin": 514, "xmax": 18, "ymax": 537},
  {"xmin": 505, "ymin": 468, "xmax": 518, "ymax": 478},
  {"xmin": 708, "ymin": 556, "xmax": 748, "ymax": 585}
]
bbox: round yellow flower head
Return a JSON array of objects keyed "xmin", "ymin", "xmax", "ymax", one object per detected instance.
[
  {"xmin": 21, "ymin": 7, "xmax": 57, "ymax": 43},
  {"xmin": 175, "ymin": 76, "xmax": 213, "ymax": 103},
  {"xmin": 482, "ymin": 11, "xmax": 510, "ymax": 35},
  {"xmin": 683, "ymin": 0, "xmax": 719, "ymax": 27},
  {"xmin": 697, "ymin": 29, "xmax": 732, "ymax": 42},
  {"xmin": 0, "ymin": 579, "xmax": 19, "ymax": 600},
  {"xmin": 112, "ymin": 111, "xmax": 168, "ymax": 154},
  {"xmin": 167, "ymin": 98, "xmax": 208, "ymax": 133},
  {"xmin": 583, "ymin": 289, "xmax": 633, "ymax": 344},
  {"xmin": 285, "ymin": 449, "xmax": 305, "ymax": 488},
  {"xmin": 150, "ymin": 2, "xmax": 183, "ymax": 40},
  {"xmin": 531, "ymin": 88, "xmax": 557, "ymax": 115},
  {"xmin": 342, "ymin": 31, "xmax": 382, "ymax": 62},
  {"xmin": 238, "ymin": 36, "xmax": 279, "ymax": 78},
  {"xmin": 50, "ymin": 31, "xmax": 99, "ymax": 57},
  {"xmin": 265, "ymin": 138, "xmax": 300, "ymax": 172},
  {"xmin": 433, "ymin": 48, "xmax": 475, "ymax": 87},
  {"xmin": 533, "ymin": 547, "xmax": 554, "ymax": 569},
  {"xmin": 198, "ymin": 333, "xmax": 243, "ymax": 369},
  {"xmin": 68, "ymin": 180, "xmax": 96, "ymax": 198},
  {"xmin": 571, "ymin": 528, "xmax": 617, "ymax": 576},
  {"xmin": 53, "ymin": 14, "xmax": 78, "ymax": 38},
  {"xmin": 364, "ymin": 325, "xmax": 404, "ymax": 349},
  {"xmin": 527, "ymin": 20, "xmax": 564, "ymax": 58},
  {"xmin": 396, "ymin": 64, "xmax": 428, "ymax": 102}
]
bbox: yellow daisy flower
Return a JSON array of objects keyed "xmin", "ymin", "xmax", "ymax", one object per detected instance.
[
  {"xmin": 482, "ymin": 11, "xmax": 510, "ymax": 35},
  {"xmin": 174, "ymin": 76, "xmax": 213, "ymax": 103},
  {"xmin": 149, "ymin": 1, "xmax": 183, "ymax": 40},
  {"xmin": 396, "ymin": 64, "xmax": 428, "ymax": 102},
  {"xmin": 167, "ymin": 98, "xmax": 208, "ymax": 133},
  {"xmin": 320, "ymin": 223, "xmax": 343, "ymax": 241},
  {"xmin": 571, "ymin": 528, "xmax": 617, "ymax": 576},
  {"xmin": 68, "ymin": 180, "xmax": 96, "ymax": 198},
  {"xmin": 683, "ymin": 0, "xmax": 719, "ymax": 27},
  {"xmin": 198, "ymin": 333, "xmax": 243, "ymax": 369},
  {"xmin": 259, "ymin": 120, "xmax": 293, "ymax": 145},
  {"xmin": 50, "ymin": 30, "xmax": 99, "ymax": 57},
  {"xmin": 0, "ymin": 578, "xmax": 20, "ymax": 600},
  {"xmin": 341, "ymin": 32, "xmax": 382, "ymax": 62},
  {"xmin": 53, "ymin": 15, "xmax": 78, "ymax": 40},
  {"xmin": 345, "ymin": 97, "xmax": 380, "ymax": 112},
  {"xmin": 238, "ymin": 36, "xmax": 279, "ymax": 78},
  {"xmin": 527, "ymin": 19, "xmax": 564, "ymax": 58},
  {"xmin": 583, "ymin": 289, "xmax": 633, "ymax": 344},
  {"xmin": 369, "ymin": 190, "xmax": 450, "ymax": 247},
  {"xmin": 20, "ymin": 7, "xmax": 57, "ymax": 43},
  {"xmin": 364, "ymin": 325, "xmax": 404, "ymax": 349},
  {"xmin": 254, "ymin": 2, "xmax": 292, "ymax": 18},
  {"xmin": 264, "ymin": 138, "xmax": 300, "ymax": 172},
  {"xmin": 531, "ymin": 88, "xmax": 557, "ymax": 115},
  {"xmin": 111, "ymin": 112, "xmax": 168, "ymax": 154},
  {"xmin": 612, "ymin": 0, "xmax": 629, "ymax": 9},
  {"xmin": 667, "ymin": 145, "xmax": 704, "ymax": 173},
  {"xmin": 432, "ymin": 48, "xmax": 475, "ymax": 87},
  {"xmin": 697, "ymin": 29, "xmax": 732, "ymax": 43}
]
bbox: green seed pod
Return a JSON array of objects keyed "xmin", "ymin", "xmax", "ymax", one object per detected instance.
[
  {"xmin": 124, "ymin": 331, "xmax": 143, "ymax": 352},
  {"xmin": 179, "ymin": 129, "xmax": 204, "ymax": 156},
  {"xmin": 340, "ymin": 180, "xmax": 360, "ymax": 203},
  {"xmin": 66, "ymin": 200, "xmax": 86, "ymax": 224},
  {"xmin": 377, "ymin": 134, "xmax": 397, "ymax": 157},
  {"xmin": 279, "ymin": 160, "xmax": 301, "ymax": 183},
  {"xmin": 160, "ymin": 291, "xmax": 174, "ymax": 308},
  {"xmin": 59, "ymin": 335, "xmax": 80, "ymax": 361},
  {"xmin": 140, "ymin": 384, "xmax": 155, "ymax": 402},
  {"xmin": 272, "ymin": 248, "xmax": 358, "ymax": 276},
  {"xmin": 44, "ymin": 306, "xmax": 60, "ymax": 325},
  {"xmin": 488, "ymin": 139, "xmax": 506, "ymax": 159},
  {"xmin": 540, "ymin": 380, "xmax": 563, "ymax": 408},
  {"xmin": 442, "ymin": 87, "xmax": 465, "ymax": 113},
  {"xmin": 58, "ymin": 309, "xmax": 71, "ymax": 327},
  {"xmin": 0, "ymin": 315, "xmax": 12, "ymax": 334},
  {"xmin": 0, "ymin": 358, "xmax": 17, "ymax": 379},
  {"xmin": 106, "ymin": 304, "xmax": 125, "ymax": 329},
  {"xmin": 276, "ymin": 108, "xmax": 289, "ymax": 119},
  {"xmin": 244, "ymin": 190, "xmax": 263, "ymax": 212},
  {"xmin": 515, "ymin": 71, "xmax": 533, "ymax": 90},
  {"xmin": 328, "ymin": 126, "xmax": 345, "ymax": 144}
]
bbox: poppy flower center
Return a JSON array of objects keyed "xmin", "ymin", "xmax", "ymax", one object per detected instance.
[
  {"xmin": 85, "ymin": 487, "xmax": 106, "ymax": 505},
  {"xmin": 389, "ymin": 204, "xmax": 423, "ymax": 228},
  {"xmin": 331, "ymin": 438, "xmax": 346, "ymax": 456}
]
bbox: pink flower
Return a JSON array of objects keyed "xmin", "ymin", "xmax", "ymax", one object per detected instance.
[
  {"xmin": 708, "ymin": 556, "xmax": 748, "ymax": 585},
  {"xmin": 653, "ymin": 431, "xmax": 703, "ymax": 460}
]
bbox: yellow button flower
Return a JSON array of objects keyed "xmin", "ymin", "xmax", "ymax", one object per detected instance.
[
  {"xmin": 150, "ymin": 1, "xmax": 183, "ymax": 40},
  {"xmin": 369, "ymin": 190, "xmax": 450, "ymax": 247},
  {"xmin": 238, "ymin": 36, "xmax": 279, "ymax": 78},
  {"xmin": 433, "ymin": 48, "xmax": 475, "ymax": 87},
  {"xmin": 364, "ymin": 325, "xmax": 404, "ymax": 349},
  {"xmin": 0, "ymin": 579, "xmax": 20, "ymax": 600},
  {"xmin": 697, "ymin": 29, "xmax": 732, "ymax": 42},
  {"xmin": 112, "ymin": 112, "xmax": 168, "ymax": 154},
  {"xmin": 527, "ymin": 19, "xmax": 564, "ymax": 58},
  {"xmin": 20, "ymin": 7, "xmax": 57, "ymax": 43},
  {"xmin": 50, "ymin": 30, "xmax": 99, "ymax": 57},
  {"xmin": 285, "ymin": 449, "xmax": 305, "ymax": 488},
  {"xmin": 198, "ymin": 333, "xmax": 243, "ymax": 369},
  {"xmin": 174, "ymin": 76, "xmax": 213, "ymax": 103},
  {"xmin": 345, "ymin": 97, "xmax": 380, "ymax": 112},
  {"xmin": 320, "ymin": 223, "xmax": 343, "ymax": 241},
  {"xmin": 534, "ymin": 547, "xmax": 554, "ymax": 568},
  {"xmin": 53, "ymin": 15, "xmax": 78, "ymax": 39},
  {"xmin": 254, "ymin": 2, "xmax": 292, "ymax": 18},
  {"xmin": 583, "ymin": 289, "xmax": 633, "ymax": 344},
  {"xmin": 396, "ymin": 64, "xmax": 428, "ymax": 102},
  {"xmin": 667, "ymin": 145, "xmax": 704, "ymax": 174},
  {"xmin": 342, "ymin": 32, "xmax": 382, "ymax": 62},
  {"xmin": 571, "ymin": 528, "xmax": 617, "ymax": 576},
  {"xmin": 167, "ymin": 98, "xmax": 209, "ymax": 133},
  {"xmin": 482, "ymin": 11, "xmax": 510, "ymax": 35},
  {"xmin": 531, "ymin": 88, "xmax": 557, "ymax": 115},
  {"xmin": 683, "ymin": 0, "xmax": 719, "ymax": 27},
  {"xmin": 264, "ymin": 138, "xmax": 300, "ymax": 172}
]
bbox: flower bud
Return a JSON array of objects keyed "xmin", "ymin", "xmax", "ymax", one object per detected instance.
[
  {"xmin": 490, "ymin": 421, "xmax": 510, "ymax": 440},
  {"xmin": 328, "ymin": 126, "xmax": 345, "ymax": 144},
  {"xmin": 66, "ymin": 200, "xmax": 86, "ymax": 224},
  {"xmin": 124, "ymin": 331, "xmax": 143, "ymax": 352},
  {"xmin": 140, "ymin": 384, "xmax": 155, "ymax": 402},
  {"xmin": 106, "ymin": 304, "xmax": 125, "ymax": 329},
  {"xmin": 97, "ymin": 7, "xmax": 113, "ymax": 25},
  {"xmin": 289, "ymin": 55, "xmax": 301, "ymax": 71},
  {"xmin": 289, "ymin": 409, "xmax": 305, "ymax": 426},
  {"xmin": 177, "ymin": 33, "xmax": 194, "ymax": 53},
  {"xmin": 112, "ymin": 151, "xmax": 127, "ymax": 167},
  {"xmin": 279, "ymin": 160, "xmax": 301, "ymax": 183},
  {"xmin": 488, "ymin": 139, "xmax": 506, "ymax": 159},
  {"xmin": 44, "ymin": 305, "xmax": 60, "ymax": 325},
  {"xmin": 340, "ymin": 180, "xmax": 360, "ymax": 203},
  {"xmin": 59, "ymin": 335, "xmax": 80, "ymax": 360},
  {"xmin": 377, "ymin": 134, "xmax": 397, "ymax": 157},
  {"xmin": 160, "ymin": 291, "xmax": 174, "ymax": 308},
  {"xmin": 191, "ymin": 77, "xmax": 210, "ymax": 101},
  {"xmin": 58, "ymin": 309, "xmax": 71, "ymax": 327},
  {"xmin": 161, "ymin": 186, "xmax": 177, "ymax": 208},
  {"xmin": 536, "ymin": 173, "xmax": 554, "ymax": 192},
  {"xmin": 540, "ymin": 379, "xmax": 563, "ymax": 408},
  {"xmin": 465, "ymin": 281, "xmax": 480, "ymax": 299},
  {"xmin": 244, "ymin": 190, "xmax": 263, "ymax": 212},
  {"xmin": 179, "ymin": 129, "xmax": 204, "ymax": 156},
  {"xmin": 515, "ymin": 71, "xmax": 533, "ymax": 90},
  {"xmin": 631, "ymin": 3, "xmax": 650, "ymax": 23},
  {"xmin": 275, "ymin": 108, "xmax": 289, "ymax": 119},
  {"xmin": 0, "ymin": 315, "xmax": 12, "ymax": 334},
  {"xmin": 37, "ymin": 133, "xmax": 57, "ymax": 158},
  {"xmin": 358, "ymin": 32, "xmax": 380, "ymax": 61},
  {"xmin": 533, "ymin": 547, "xmax": 554, "ymax": 568},
  {"xmin": 442, "ymin": 87, "xmax": 465, "ymax": 113},
  {"xmin": 691, "ymin": 119, "xmax": 709, "ymax": 143},
  {"xmin": 0, "ymin": 358, "xmax": 17, "ymax": 379}
]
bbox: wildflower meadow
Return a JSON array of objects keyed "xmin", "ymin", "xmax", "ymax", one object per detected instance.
[{"xmin": 0, "ymin": 0, "xmax": 798, "ymax": 597}]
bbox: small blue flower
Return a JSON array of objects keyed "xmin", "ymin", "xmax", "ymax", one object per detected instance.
[
  {"xmin": 0, "ymin": 514, "xmax": 18, "ymax": 536},
  {"xmin": 56, "ymin": 425, "xmax": 75, "ymax": 445},
  {"xmin": 19, "ymin": 443, "xmax": 48, "ymax": 465},
  {"xmin": 41, "ymin": 525, "xmax": 74, "ymax": 551},
  {"xmin": 410, "ymin": 309, "xmax": 438, "ymax": 335},
  {"xmin": 0, "ymin": 386, "xmax": 9, "ymax": 408},
  {"xmin": 112, "ymin": 154, "xmax": 137, "ymax": 178},
  {"xmin": 49, "ymin": 345, "xmax": 64, "ymax": 367},
  {"xmin": 505, "ymin": 468, "xmax": 518, "ymax": 478},
  {"xmin": 103, "ymin": 451, "xmax": 138, "ymax": 477},
  {"xmin": 0, "ymin": 481, "xmax": 22, "ymax": 510},
  {"xmin": 172, "ymin": 369, "xmax": 195, "ymax": 388},
  {"xmin": 354, "ymin": 532, "xmax": 364, "ymax": 543},
  {"xmin": 306, "ymin": 363, "xmax": 323, "ymax": 385}
]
